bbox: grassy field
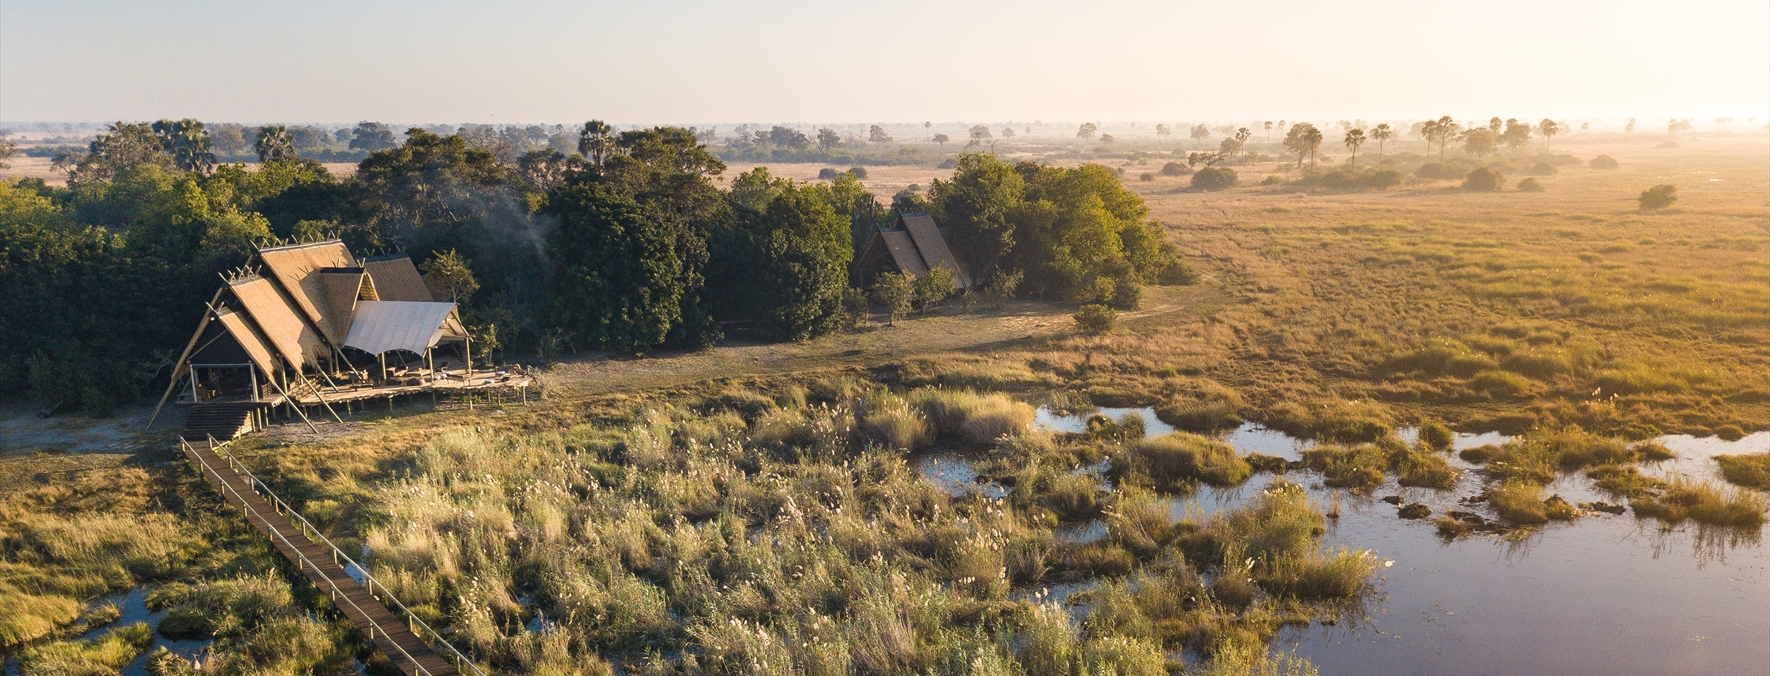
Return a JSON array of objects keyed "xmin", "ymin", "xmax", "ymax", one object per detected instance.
[{"xmin": 2, "ymin": 137, "xmax": 1765, "ymax": 674}]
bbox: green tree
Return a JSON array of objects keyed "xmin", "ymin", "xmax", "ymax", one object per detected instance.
[
  {"xmin": 349, "ymin": 122, "xmax": 398, "ymax": 151},
  {"xmin": 1370, "ymin": 123, "xmax": 1394, "ymax": 156},
  {"xmin": 868, "ymin": 125, "xmax": 892, "ymax": 144},
  {"xmin": 709, "ymin": 168, "xmax": 854, "ymax": 340},
  {"xmin": 932, "ymin": 133, "xmax": 950, "ymax": 145},
  {"xmin": 815, "ymin": 127, "xmax": 842, "ymax": 150},
  {"xmin": 421, "ymin": 249, "xmax": 479, "ymax": 303},
  {"xmin": 1076, "ymin": 122, "xmax": 1098, "ymax": 140},
  {"xmin": 927, "ymin": 153, "xmax": 1026, "ymax": 277},
  {"xmin": 1343, "ymin": 128, "xmax": 1365, "ymax": 168},
  {"xmin": 1461, "ymin": 128, "xmax": 1495, "ymax": 158},
  {"xmin": 544, "ymin": 183, "xmax": 683, "ymax": 352},
  {"xmin": 1234, "ymin": 127, "xmax": 1253, "ymax": 156},
  {"xmin": 255, "ymin": 126, "xmax": 295, "ymax": 163},
  {"xmin": 870, "ymin": 272, "xmax": 915, "ymax": 325},
  {"xmin": 0, "ymin": 130, "xmax": 16, "ymax": 169},
  {"xmin": 1283, "ymin": 123, "xmax": 1323, "ymax": 168},
  {"xmin": 1500, "ymin": 119, "xmax": 1532, "ymax": 150},
  {"xmin": 68, "ymin": 122, "xmax": 177, "ymax": 184},
  {"xmin": 913, "ymin": 266, "xmax": 958, "ymax": 312}
]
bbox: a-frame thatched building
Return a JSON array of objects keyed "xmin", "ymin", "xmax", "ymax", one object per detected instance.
[
  {"xmin": 853, "ymin": 212, "xmax": 975, "ymax": 289},
  {"xmin": 151, "ymin": 240, "xmax": 523, "ymax": 440}
]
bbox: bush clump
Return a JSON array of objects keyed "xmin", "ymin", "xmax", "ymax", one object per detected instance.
[
  {"xmin": 1638, "ymin": 184, "xmax": 1677, "ymax": 211},
  {"xmin": 1116, "ymin": 432, "xmax": 1253, "ymax": 489},
  {"xmin": 1160, "ymin": 161, "xmax": 1193, "ymax": 176},
  {"xmin": 1462, "ymin": 167, "xmax": 1505, "ymax": 191},
  {"xmin": 1588, "ymin": 154, "xmax": 1619, "ymax": 169},
  {"xmin": 1523, "ymin": 161, "xmax": 1558, "ymax": 176},
  {"xmin": 1074, "ymin": 304, "xmax": 1117, "ymax": 335},
  {"xmin": 1414, "ymin": 162, "xmax": 1465, "ymax": 180},
  {"xmin": 1192, "ymin": 167, "xmax": 1239, "ymax": 191},
  {"xmin": 1516, "ymin": 177, "xmax": 1544, "ymax": 192}
]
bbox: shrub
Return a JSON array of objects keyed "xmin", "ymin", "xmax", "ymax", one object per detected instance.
[
  {"xmin": 1191, "ymin": 167, "xmax": 1239, "ymax": 191},
  {"xmin": 1074, "ymin": 304, "xmax": 1116, "ymax": 335},
  {"xmin": 1516, "ymin": 178, "xmax": 1544, "ymax": 192},
  {"xmin": 1462, "ymin": 167, "xmax": 1505, "ymax": 191},
  {"xmin": 1714, "ymin": 453, "xmax": 1770, "ymax": 490},
  {"xmin": 817, "ymin": 167, "xmax": 841, "ymax": 180},
  {"xmin": 1588, "ymin": 154, "xmax": 1620, "ymax": 169},
  {"xmin": 1638, "ymin": 184, "xmax": 1677, "ymax": 211},
  {"xmin": 1414, "ymin": 162, "xmax": 1464, "ymax": 180},
  {"xmin": 1524, "ymin": 161, "xmax": 1558, "ymax": 176},
  {"xmin": 1160, "ymin": 161, "xmax": 1192, "ymax": 176},
  {"xmin": 1118, "ymin": 433, "xmax": 1253, "ymax": 489},
  {"xmin": 848, "ymin": 166, "xmax": 868, "ymax": 179},
  {"xmin": 1137, "ymin": 172, "xmax": 1155, "ymax": 182},
  {"xmin": 1259, "ymin": 175, "xmax": 1283, "ymax": 186}
]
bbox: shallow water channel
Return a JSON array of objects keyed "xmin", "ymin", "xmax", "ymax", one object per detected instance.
[{"xmin": 916, "ymin": 408, "xmax": 1770, "ymax": 675}]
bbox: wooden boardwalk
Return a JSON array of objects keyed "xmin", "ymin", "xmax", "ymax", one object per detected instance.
[{"xmin": 181, "ymin": 438, "xmax": 467, "ymax": 676}]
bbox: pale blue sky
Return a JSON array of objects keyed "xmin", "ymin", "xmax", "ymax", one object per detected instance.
[{"xmin": 3, "ymin": 0, "xmax": 1765, "ymax": 125}]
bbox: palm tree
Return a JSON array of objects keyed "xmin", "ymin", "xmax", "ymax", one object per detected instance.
[
  {"xmin": 1234, "ymin": 127, "xmax": 1252, "ymax": 157},
  {"xmin": 255, "ymin": 125, "xmax": 294, "ymax": 163},
  {"xmin": 1370, "ymin": 123, "xmax": 1394, "ymax": 157},
  {"xmin": 1263, "ymin": 121, "xmax": 1274, "ymax": 143},
  {"xmin": 578, "ymin": 120, "xmax": 613, "ymax": 165},
  {"xmin": 1343, "ymin": 128, "xmax": 1366, "ymax": 168},
  {"xmin": 1539, "ymin": 119, "xmax": 1560, "ymax": 147},
  {"xmin": 155, "ymin": 118, "xmax": 215, "ymax": 173}
]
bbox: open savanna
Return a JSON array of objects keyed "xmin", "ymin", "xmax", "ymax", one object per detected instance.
[{"xmin": 2, "ymin": 137, "xmax": 1765, "ymax": 675}]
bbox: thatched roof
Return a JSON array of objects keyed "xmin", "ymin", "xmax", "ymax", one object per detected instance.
[
  {"xmin": 227, "ymin": 275, "xmax": 326, "ymax": 368},
  {"xmin": 211, "ymin": 306, "xmax": 279, "ymax": 376},
  {"xmin": 853, "ymin": 213, "xmax": 974, "ymax": 289},
  {"xmin": 254, "ymin": 240, "xmax": 355, "ymax": 335},
  {"xmin": 317, "ymin": 268, "xmax": 378, "ymax": 344},
  {"xmin": 362, "ymin": 254, "xmax": 435, "ymax": 302},
  {"xmin": 902, "ymin": 213, "xmax": 974, "ymax": 287}
]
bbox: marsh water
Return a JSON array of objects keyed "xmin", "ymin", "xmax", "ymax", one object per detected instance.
[{"xmin": 919, "ymin": 409, "xmax": 1770, "ymax": 675}]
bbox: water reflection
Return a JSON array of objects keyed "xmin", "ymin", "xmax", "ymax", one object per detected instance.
[{"xmin": 927, "ymin": 411, "xmax": 1769, "ymax": 674}]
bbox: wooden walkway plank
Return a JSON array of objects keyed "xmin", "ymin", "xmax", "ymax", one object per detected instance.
[{"xmin": 181, "ymin": 439, "xmax": 468, "ymax": 676}]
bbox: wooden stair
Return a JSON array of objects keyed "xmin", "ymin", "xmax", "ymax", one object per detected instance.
[
  {"xmin": 179, "ymin": 402, "xmax": 260, "ymax": 442},
  {"xmin": 181, "ymin": 438, "xmax": 471, "ymax": 676}
]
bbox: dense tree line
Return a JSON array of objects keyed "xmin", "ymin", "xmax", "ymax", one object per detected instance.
[
  {"xmin": 1, "ymin": 122, "xmax": 1190, "ymax": 412},
  {"xmin": 928, "ymin": 154, "xmax": 1191, "ymax": 307}
]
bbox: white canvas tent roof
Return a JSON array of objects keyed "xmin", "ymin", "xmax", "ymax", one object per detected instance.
[{"xmin": 343, "ymin": 301, "xmax": 465, "ymax": 356}]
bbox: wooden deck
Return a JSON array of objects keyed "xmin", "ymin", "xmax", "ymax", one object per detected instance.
[
  {"xmin": 181, "ymin": 438, "xmax": 469, "ymax": 676},
  {"xmin": 177, "ymin": 367, "xmax": 532, "ymax": 408}
]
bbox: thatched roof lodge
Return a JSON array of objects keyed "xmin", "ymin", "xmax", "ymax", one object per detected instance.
[
  {"xmin": 151, "ymin": 239, "xmax": 526, "ymax": 438},
  {"xmin": 854, "ymin": 212, "xmax": 975, "ymax": 289}
]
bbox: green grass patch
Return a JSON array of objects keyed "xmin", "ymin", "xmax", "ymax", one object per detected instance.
[
  {"xmin": 1114, "ymin": 433, "xmax": 1253, "ymax": 490},
  {"xmin": 1630, "ymin": 475, "xmax": 1768, "ymax": 529},
  {"xmin": 1715, "ymin": 452, "xmax": 1770, "ymax": 490}
]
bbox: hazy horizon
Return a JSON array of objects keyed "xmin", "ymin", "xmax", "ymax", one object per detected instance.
[{"xmin": 4, "ymin": 0, "xmax": 1767, "ymax": 125}]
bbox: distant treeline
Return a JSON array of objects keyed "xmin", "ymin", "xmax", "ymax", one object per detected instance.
[{"xmin": 0, "ymin": 121, "xmax": 1188, "ymax": 412}]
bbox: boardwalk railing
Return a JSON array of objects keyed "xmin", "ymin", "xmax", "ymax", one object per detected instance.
[{"xmin": 184, "ymin": 436, "xmax": 486, "ymax": 676}]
